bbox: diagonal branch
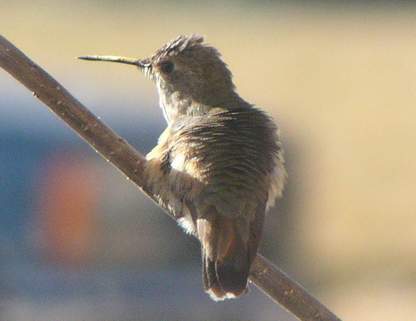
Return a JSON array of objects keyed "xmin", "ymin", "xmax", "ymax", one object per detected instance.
[{"xmin": 0, "ymin": 34, "xmax": 342, "ymax": 321}]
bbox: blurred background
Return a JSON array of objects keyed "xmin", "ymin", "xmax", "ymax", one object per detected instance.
[{"xmin": 1, "ymin": 1, "xmax": 416, "ymax": 320}]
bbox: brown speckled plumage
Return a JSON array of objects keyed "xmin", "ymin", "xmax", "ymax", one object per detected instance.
[
  {"xmin": 143, "ymin": 35, "xmax": 286, "ymax": 300},
  {"xmin": 82, "ymin": 35, "xmax": 286, "ymax": 300}
]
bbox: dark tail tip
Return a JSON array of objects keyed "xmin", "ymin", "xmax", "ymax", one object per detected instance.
[
  {"xmin": 199, "ymin": 217, "xmax": 251, "ymax": 301},
  {"xmin": 216, "ymin": 261, "xmax": 249, "ymax": 297},
  {"xmin": 203, "ymin": 256, "xmax": 249, "ymax": 301}
]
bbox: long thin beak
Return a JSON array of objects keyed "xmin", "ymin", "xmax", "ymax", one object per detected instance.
[{"xmin": 78, "ymin": 55, "xmax": 149, "ymax": 69}]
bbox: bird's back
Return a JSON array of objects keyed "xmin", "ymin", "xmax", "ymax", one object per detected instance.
[{"xmin": 170, "ymin": 106, "xmax": 281, "ymax": 218}]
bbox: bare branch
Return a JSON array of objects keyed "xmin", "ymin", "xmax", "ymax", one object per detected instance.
[{"xmin": 0, "ymin": 34, "xmax": 342, "ymax": 321}]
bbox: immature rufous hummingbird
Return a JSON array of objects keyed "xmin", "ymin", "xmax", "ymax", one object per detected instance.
[{"xmin": 79, "ymin": 35, "xmax": 286, "ymax": 301}]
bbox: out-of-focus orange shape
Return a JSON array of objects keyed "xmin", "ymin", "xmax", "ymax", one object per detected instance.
[{"xmin": 38, "ymin": 151, "xmax": 99, "ymax": 267}]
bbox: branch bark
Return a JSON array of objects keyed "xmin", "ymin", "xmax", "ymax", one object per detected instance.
[{"xmin": 0, "ymin": 34, "xmax": 342, "ymax": 321}]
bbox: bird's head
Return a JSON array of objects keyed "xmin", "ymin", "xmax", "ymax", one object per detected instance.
[{"xmin": 79, "ymin": 35, "xmax": 243, "ymax": 123}]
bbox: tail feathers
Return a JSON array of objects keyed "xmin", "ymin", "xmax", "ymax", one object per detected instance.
[
  {"xmin": 198, "ymin": 217, "xmax": 250, "ymax": 301},
  {"xmin": 203, "ymin": 254, "xmax": 249, "ymax": 301},
  {"xmin": 203, "ymin": 256, "xmax": 227, "ymax": 300}
]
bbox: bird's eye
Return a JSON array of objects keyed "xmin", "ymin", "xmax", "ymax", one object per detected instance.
[{"xmin": 159, "ymin": 61, "xmax": 174, "ymax": 74}]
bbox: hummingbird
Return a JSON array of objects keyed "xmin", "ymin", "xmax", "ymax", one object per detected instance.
[{"xmin": 79, "ymin": 35, "xmax": 286, "ymax": 301}]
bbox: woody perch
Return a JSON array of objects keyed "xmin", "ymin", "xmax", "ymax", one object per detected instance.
[{"xmin": 79, "ymin": 35, "xmax": 286, "ymax": 301}]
